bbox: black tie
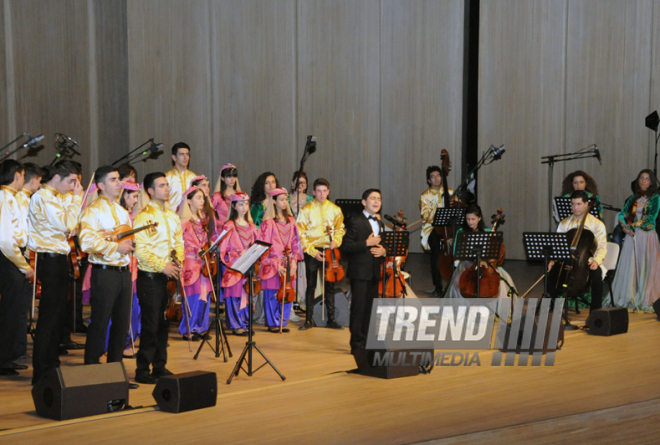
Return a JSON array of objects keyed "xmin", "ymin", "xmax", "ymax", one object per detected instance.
[{"xmin": 368, "ymin": 215, "xmax": 377, "ymax": 221}]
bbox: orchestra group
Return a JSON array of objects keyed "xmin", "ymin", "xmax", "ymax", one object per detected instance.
[{"xmin": 0, "ymin": 143, "xmax": 659, "ymax": 387}]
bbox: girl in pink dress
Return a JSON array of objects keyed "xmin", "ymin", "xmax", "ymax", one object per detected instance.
[{"xmin": 211, "ymin": 164, "xmax": 241, "ymax": 222}]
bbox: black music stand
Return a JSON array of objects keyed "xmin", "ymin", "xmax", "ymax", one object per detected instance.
[
  {"xmin": 336, "ymin": 199, "xmax": 363, "ymax": 221},
  {"xmin": 195, "ymin": 229, "xmax": 232, "ymax": 362},
  {"xmin": 379, "ymin": 231, "xmax": 409, "ymax": 298},
  {"xmin": 553, "ymin": 197, "xmax": 600, "ymax": 222},
  {"xmin": 522, "ymin": 232, "xmax": 577, "ymax": 330},
  {"xmin": 454, "ymin": 232, "xmax": 503, "ymax": 299},
  {"xmin": 432, "ymin": 207, "xmax": 466, "ymax": 231},
  {"xmin": 227, "ymin": 241, "xmax": 286, "ymax": 384}
]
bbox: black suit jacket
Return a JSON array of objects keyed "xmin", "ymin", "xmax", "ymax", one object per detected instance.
[{"xmin": 341, "ymin": 213, "xmax": 386, "ymax": 281}]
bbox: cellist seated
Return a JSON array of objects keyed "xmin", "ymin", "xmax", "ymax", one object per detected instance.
[
  {"xmin": 443, "ymin": 204, "xmax": 515, "ymax": 310},
  {"xmin": 548, "ymin": 190, "xmax": 608, "ymax": 313}
]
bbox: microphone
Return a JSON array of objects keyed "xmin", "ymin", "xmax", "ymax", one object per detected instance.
[
  {"xmin": 492, "ymin": 144, "xmax": 506, "ymax": 160},
  {"xmin": 148, "ymin": 141, "xmax": 163, "ymax": 153},
  {"xmin": 55, "ymin": 133, "xmax": 80, "ymax": 147},
  {"xmin": 22, "ymin": 134, "xmax": 44, "ymax": 148},
  {"xmin": 594, "ymin": 146, "xmax": 602, "ymax": 165},
  {"xmin": 305, "ymin": 135, "xmax": 317, "ymax": 154}
]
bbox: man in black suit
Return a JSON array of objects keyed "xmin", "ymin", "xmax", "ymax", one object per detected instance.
[{"xmin": 341, "ymin": 189, "xmax": 387, "ymax": 353}]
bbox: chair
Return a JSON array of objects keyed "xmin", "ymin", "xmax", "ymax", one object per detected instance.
[{"xmin": 569, "ymin": 241, "xmax": 620, "ymax": 313}]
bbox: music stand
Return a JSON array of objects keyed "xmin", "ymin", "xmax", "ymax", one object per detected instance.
[
  {"xmin": 432, "ymin": 207, "xmax": 466, "ymax": 233},
  {"xmin": 454, "ymin": 232, "xmax": 503, "ymax": 299},
  {"xmin": 553, "ymin": 197, "xmax": 600, "ymax": 221},
  {"xmin": 227, "ymin": 241, "xmax": 286, "ymax": 384},
  {"xmin": 522, "ymin": 232, "xmax": 577, "ymax": 330},
  {"xmin": 336, "ymin": 199, "xmax": 363, "ymax": 221},
  {"xmin": 379, "ymin": 231, "xmax": 409, "ymax": 298},
  {"xmin": 194, "ymin": 229, "xmax": 233, "ymax": 361}
]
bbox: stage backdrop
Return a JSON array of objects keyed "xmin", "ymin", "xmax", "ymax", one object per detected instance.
[
  {"xmin": 0, "ymin": 0, "xmax": 464, "ymax": 253},
  {"xmin": 479, "ymin": 0, "xmax": 660, "ymax": 259}
]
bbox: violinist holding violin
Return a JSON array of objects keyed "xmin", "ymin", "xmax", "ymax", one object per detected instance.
[
  {"xmin": 258, "ymin": 188, "xmax": 304, "ymax": 333},
  {"xmin": 27, "ymin": 160, "xmax": 83, "ymax": 385},
  {"xmin": 296, "ymin": 178, "xmax": 345, "ymax": 331},
  {"xmin": 78, "ymin": 166, "xmax": 135, "ymax": 370},
  {"xmin": 548, "ymin": 190, "xmax": 607, "ymax": 313},
  {"xmin": 133, "ymin": 172, "xmax": 184, "ymax": 384},
  {"xmin": 340, "ymin": 189, "xmax": 387, "ymax": 354},
  {"xmin": 420, "ymin": 165, "xmax": 454, "ymax": 297}
]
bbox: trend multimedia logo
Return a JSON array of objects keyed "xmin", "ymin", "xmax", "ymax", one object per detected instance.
[{"xmin": 365, "ymin": 298, "xmax": 564, "ymax": 367}]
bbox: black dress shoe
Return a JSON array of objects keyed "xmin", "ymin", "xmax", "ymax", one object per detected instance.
[
  {"xmin": 129, "ymin": 382, "xmax": 140, "ymax": 389},
  {"xmin": 74, "ymin": 324, "xmax": 88, "ymax": 334},
  {"xmin": 9, "ymin": 362, "xmax": 28, "ymax": 370},
  {"xmin": 299, "ymin": 320, "xmax": 314, "ymax": 331},
  {"xmin": 325, "ymin": 321, "xmax": 344, "ymax": 330},
  {"xmin": 152, "ymin": 368, "xmax": 173, "ymax": 379},
  {"xmin": 198, "ymin": 333, "xmax": 212, "ymax": 340},
  {"xmin": 61, "ymin": 341, "xmax": 85, "ymax": 350},
  {"xmin": 58, "ymin": 347, "xmax": 69, "ymax": 356},
  {"xmin": 135, "ymin": 373, "xmax": 157, "ymax": 384},
  {"xmin": 0, "ymin": 368, "xmax": 20, "ymax": 376}
]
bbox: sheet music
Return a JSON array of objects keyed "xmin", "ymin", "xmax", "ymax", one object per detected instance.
[{"xmin": 229, "ymin": 241, "xmax": 271, "ymax": 275}]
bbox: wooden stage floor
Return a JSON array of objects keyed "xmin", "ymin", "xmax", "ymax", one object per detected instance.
[{"xmin": 1, "ymin": 256, "xmax": 660, "ymax": 444}]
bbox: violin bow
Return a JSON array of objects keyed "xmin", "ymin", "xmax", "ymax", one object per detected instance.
[
  {"xmin": 69, "ymin": 172, "xmax": 96, "ymax": 240},
  {"xmin": 31, "ymin": 253, "xmax": 38, "ymax": 320},
  {"xmin": 173, "ymin": 250, "xmax": 193, "ymax": 352},
  {"xmin": 321, "ymin": 248, "xmax": 326, "ymax": 322}
]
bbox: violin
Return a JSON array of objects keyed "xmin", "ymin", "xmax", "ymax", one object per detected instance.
[
  {"xmin": 200, "ymin": 242, "xmax": 218, "ymax": 279},
  {"xmin": 547, "ymin": 203, "xmax": 594, "ymax": 296},
  {"xmin": 244, "ymin": 262, "xmax": 261, "ymax": 294},
  {"xmin": 276, "ymin": 247, "xmax": 296, "ymax": 304},
  {"xmin": 102, "ymin": 221, "xmax": 158, "ymax": 242},
  {"xmin": 458, "ymin": 208, "xmax": 505, "ymax": 299},
  {"xmin": 68, "ymin": 237, "xmax": 84, "ymax": 280},
  {"xmin": 379, "ymin": 211, "xmax": 407, "ymax": 298},
  {"xmin": 324, "ymin": 226, "xmax": 345, "ymax": 282},
  {"xmin": 435, "ymin": 149, "xmax": 466, "ymax": 282},
  {"xmin": 165, "ymin": 249, "xmax": 183, "ymax": 323}
]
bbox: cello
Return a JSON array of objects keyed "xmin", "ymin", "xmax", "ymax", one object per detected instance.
[
  {"xmin": 379, "ymin": 211, "xmax": 407, "ymax": 298},
  {"xmin": 547, "ymin": 202, "xmax": 594, "ymax": 296},
  {"xmin": 435, "ymin": 150, "xmax": 466, "ymax": 282},
  {"xmin": 458, "ymin": 208, "xmax": 505, "ymax": 298}
]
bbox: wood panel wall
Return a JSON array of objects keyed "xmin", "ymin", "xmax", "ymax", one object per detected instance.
[{"xmin": 479, "ymin": 0, "xmax": 660, "ymax": 259}]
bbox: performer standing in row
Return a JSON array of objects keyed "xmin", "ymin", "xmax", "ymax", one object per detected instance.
[
  {"xmin": 296, "ymin": 178, "xmax": 345, "ymax": 331},
  {"xmin": 611, "ymin": 169, "xmax": 660, "ymax": 313},
  {"xmin": 250, "ymin": 172, "xmax": 278, "ymax": 228},
  {"xmin": 0, "ymin": 160, "xmax": 33, "ymax": 376},
  {"xmin": 165, "ymin": 142, "xmax": 197, "ymax": 213},
  {"xmin": 219, "ymin": 192, "xmax": 258, "ymax": 336},
  {"xmin": 341, "ymin": 189, "xmax": 387, "ymax": 353},
  {"xmin": 548, "ymin": 190, "xmax": 607, "ymax": 312},
  {"xmin": 12, "ymin": 162, "xmax": 43, "ymax": 364},
  {"xmin": 420, "ymin": 165, "xmax": 454, "ymax": 297},
  {"xmin": 258, "ymin": 188, "xmax": 304, "ymax": 333},
  {"xmin": 28, "ymin": 160, "xmax": 83, "ymax": 384},
  {"xmin": 133, "ymin": 172, "xmax": 184, "ymax": 384},
  {"xmin": 78, "ymin": 166, "xmax": 135, "ymax": 373},
  {"xmin": 211, "ymin": 164, "xmax": 241, "ymax": 222},
  {"xmin": 177, "ymin": 185, "xmax": 222, "ymax": 340}
]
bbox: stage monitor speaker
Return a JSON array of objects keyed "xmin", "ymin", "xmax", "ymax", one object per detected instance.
[
  {"xmin": 353, "ymin": 349, "xmax": 425, "ymax": 379},
  {"xmin": 312, "ymin": 292, "xmax": 349, "ymax": 327},
  {"xmin": 152, "ymin": 371, "xmax": 217, "ymax": 413},
  {"xmin": 502, "ymin": 314, "xmax": 565, "ymax": 354},
  {"xmin": 653, "ymin": 299, "xmax": 660, "ymax": 319},
  {"xmin": 587, "ymin": 307, "xmax": 628, "ymax": 336},
  {"xmin": 32, "ymin": 362, "xmax": 129, "ymax": 421}
]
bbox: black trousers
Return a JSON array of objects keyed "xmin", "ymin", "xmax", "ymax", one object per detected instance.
[
  {"xmin": 136, "ymin": 273, "xmax": 169, "ymax": 375},
  {"xmin": 61, "ymin": 260, "xmax": 87, "ymax": 342},
  {"xmin": 13, "ymin": 274, "xmax": 33, "ymax": 360},
  {"xmin": 32, "ymin": 254, "xmax": 70, "ymax": 383},
  {"xmin": 304, "ymin": 253, "xmax": 337, "ymax": 323},
  {"xmin": 0, "ymin": 252, "xmax": 28, "ymax": 367},
  {"xmin": 428, "ymin": 229, "xmax": 443, "ymax": 292},
  {"xmin": 349, "ymin": 277, "xmax": 378, "ymax": 350},
  {"xmin": 84, "ymin": 267, "xmax": 132, "ymax": 364}
]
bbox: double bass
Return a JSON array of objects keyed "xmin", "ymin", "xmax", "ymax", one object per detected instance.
[
  {"xmin": 547, "ymin": 203, "xmax": 594, "ymax": 296},
  {"xmin": 435, "ymin": 150, "xmax": 466, "ymax": 282},
  {"xmin": 458, "ymin": 208, "xmax": 506, "ymax": 298}
]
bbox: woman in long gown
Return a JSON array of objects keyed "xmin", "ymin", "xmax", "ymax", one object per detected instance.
[{"xmin": 611, "ymin": 169, "xmax": 660, "ymax": 313}]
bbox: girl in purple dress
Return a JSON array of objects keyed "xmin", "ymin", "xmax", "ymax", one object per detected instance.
[
  {"xmin": 219, "ymin": 191, "xmax": 258, "ymax": 336},
  {"xmin": 211, "ymin": 164, "xmax": 241, "ymax": 222},
  {"xmin": 258, "ymin": 188, "xmax": 304, "ymax": 332}
]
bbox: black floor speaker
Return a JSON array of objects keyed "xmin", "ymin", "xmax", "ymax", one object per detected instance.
[
  {"xmin": 353, "ymin": 349, "xmax": 424, "ymax": 379},
  {"xmin": 653, "ymin": 299, "xmax": 660, "ymax": 319},
  {"xmin": 587, "ymin": 307, "xmax": 629, "ymax": 336},
  {"xmin": 502, "ymin": 314, "xmax": 565, "ymax": 354},
  {"xmin": 152, "ymin": 371, "xmax": 217, "ymax": 413},
  {"xmin": 312, "ymin": 292, "xmax": 349, "ymax": 327},
  {"xmin": 32, "ymin": 362, "xmax": 129, "ymax": 421}
]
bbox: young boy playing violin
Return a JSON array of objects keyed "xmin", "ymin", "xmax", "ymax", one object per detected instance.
[
  {"xmin": 296, "ymin": 178, "xmax": 345, "ymax": 331},
  {"xmin": 340, "ymin": 189, "xmax": 387, "ymax": 353}
]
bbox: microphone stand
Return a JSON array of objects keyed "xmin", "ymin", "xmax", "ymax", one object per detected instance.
[
  {"xmin": 0, "ymin": 132, "xmax": 33, "ymax": 162},
  {"xmin": 111, "ymin": 138, "xmax": 156, "ymax": 166},
  {"xmin": 292, "ymin": 136, "xmax": 317, "ymax": 198},
  {"xmin": 452, "ymin": 145, "xmax": 504, "ymax": 203},
  {"xmin": 541, "ymin": 145, "xmax": 599, "ymax": 232}
]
